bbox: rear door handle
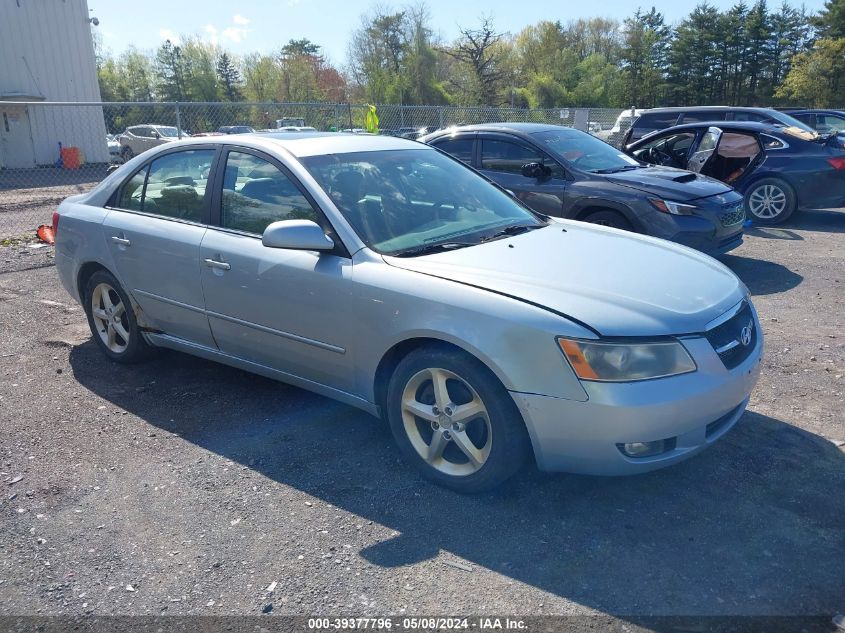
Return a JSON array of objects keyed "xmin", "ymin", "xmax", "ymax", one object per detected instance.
[
  {"xmin": 204, "ymin": 258, "xmax": 231, "ymax": 271},
  {"xmin": 111, "ymin": 236, "xmax": 131, "ymax": 246}
]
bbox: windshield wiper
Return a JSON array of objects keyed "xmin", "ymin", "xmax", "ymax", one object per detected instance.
[
  {"xmin": 591, "ymin": 165, "xmax": 642, "ymax": 174},
  {"xmin": 391, "ymin": 241, "xmax": 477, "ymax": 257},
  {"xmin": 480, "ymin": 224, "xmax": 544, "ymax": 242}
]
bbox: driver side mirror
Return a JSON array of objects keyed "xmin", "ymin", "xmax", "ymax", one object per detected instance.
[
  {"xmin": 152, "ymin": 131, "xmax": 161, "ymax": 139},
  {"xmin": 521, "ymin": 162, "xmax": 551, "ymax": 180},
  {"xmin": 262, "ymin": 220, "xmax": 335, "ymax": 251}
]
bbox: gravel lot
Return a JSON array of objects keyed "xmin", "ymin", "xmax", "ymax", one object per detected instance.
[{"xmin": 0, "ymin": 210, "xmax": 843, "ymax": 622}]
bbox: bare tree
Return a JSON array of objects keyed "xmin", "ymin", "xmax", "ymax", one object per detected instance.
[{"xmin": 444, "ymin": 17, "xmax": 505, "ymax": 105}]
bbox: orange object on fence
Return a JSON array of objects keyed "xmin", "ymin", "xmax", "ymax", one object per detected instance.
[{"xmin": 60, "ymin": 146, "xmax": 82, "ymax": 169}]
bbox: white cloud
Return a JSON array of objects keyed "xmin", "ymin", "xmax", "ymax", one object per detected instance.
[
  {"xmin": 232, "ymin": 14, "xmax": 249, "ymax": 25},
  {"xmin": 222, "ymin": 26, "xmax": 248, "ymax": 43},
  {"xmin": 204, "ymin": 24, "xmax": 218, "ymax": 44},
  {"xmin": 159, "ymin": 28, "xmax": 179, "ymax": 44}
]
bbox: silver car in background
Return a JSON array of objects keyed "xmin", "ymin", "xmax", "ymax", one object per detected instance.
[
  {"xmin": 54, "ymin": 133, "xmax": 763, "ymax": 492},
  {"xmin": 118, "ymin": 124, "xmax": 184, "ymax": 161}
]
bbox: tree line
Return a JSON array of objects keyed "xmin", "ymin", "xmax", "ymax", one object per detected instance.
[{"xmin": 95, "ymin": 0, "xmax": 845, "ymax": 111}]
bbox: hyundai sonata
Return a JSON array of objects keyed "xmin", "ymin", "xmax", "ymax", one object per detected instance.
[{"xmin": 54, "ymin": 133, "xmax": 763, "ymax": 492}]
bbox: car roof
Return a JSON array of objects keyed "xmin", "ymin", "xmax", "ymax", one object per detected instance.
[
  {"xmin": 782, "ymin": 108, "xmax": 845, "ymax": 115},
  {"xmin": 641, "ymin": 106, "xmax": 780, "ymax": 114},
  {"xmin": 653, "ymin": 120, "xmax": 782, "ymax": 132},
  {"xmin": 151, "ymin": 131, "xmax": 430, "ymax": 157},
  {"xmin": 634, "ymin": 120, "xmax": 789, "ymax": 144},
  {"xmin": 435, "ymin": 122, "xmax": 563, "ymax": 134}
]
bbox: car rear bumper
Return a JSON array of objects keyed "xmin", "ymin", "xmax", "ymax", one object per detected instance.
[{"xmin": 511, "ymin": 329, "xmax": 763, "ymax": 475}]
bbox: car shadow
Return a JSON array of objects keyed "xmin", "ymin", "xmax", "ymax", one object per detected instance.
[
  {"xmin": 68, "ymin": 342, "xmax": 845, "ymax": 615},
  {"xmin": 749, "ymin": 208, "xmax": 845, "ymax": 235},
  {"xmin": 744, "ymin": 226, "xmax": 804, "ymax": 241},
  {"xmin": 720, "ymin": 254, "xmax": 803, "ymax": 296}
]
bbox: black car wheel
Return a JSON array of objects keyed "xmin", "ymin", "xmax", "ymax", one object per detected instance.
[
  {"xmin": 744, "ymin": 178, "xmax": 796, "ymax": 225},
  {"xmin": 582, "ymin": 210, "xmax": 634, "ymax": 232},
  {"xmin": 120, "ymin": 146, "xmax": 134, "ymax": 161}
]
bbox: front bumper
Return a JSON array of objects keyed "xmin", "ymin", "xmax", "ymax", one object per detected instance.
[
  {"xmin": 637, "ymin": 201, "xmax": 745, "ymax": 256},
  {"xmin": 512, "ymin": 327, "xmax": 763, "ymax": 475}
]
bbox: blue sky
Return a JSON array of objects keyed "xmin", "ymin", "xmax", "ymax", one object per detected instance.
[{"xmin": 89, "ymin": 0, "xmax": 827, "ymax": 65}]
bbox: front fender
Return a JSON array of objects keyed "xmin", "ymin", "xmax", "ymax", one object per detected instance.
[{"xmin": 350, "ymin": 259, "xmax": 592, "ymax": 404}]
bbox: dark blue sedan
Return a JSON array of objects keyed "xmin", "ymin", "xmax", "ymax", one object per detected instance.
[{"xmin": 626, "ymin": 121, "xmax": 845, "ymax": 225}]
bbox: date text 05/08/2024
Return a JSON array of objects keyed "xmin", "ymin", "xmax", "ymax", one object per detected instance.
[{"xmin": 307, "ymin": 617, "xmax": 527, "ymax": 630}]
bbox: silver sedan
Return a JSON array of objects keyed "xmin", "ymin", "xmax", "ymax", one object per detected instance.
[{"xmin": 54, "ymin": 133, "xmax": 763, "ymax": 492}]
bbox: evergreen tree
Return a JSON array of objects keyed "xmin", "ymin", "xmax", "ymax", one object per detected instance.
[
  {"xmin": 812, "ymin": 0, "xmax": 845, "ymax": 38},
  {"xmin": 216, "ymin": 53, "xmax": 243, "ymax": 101},
  {"xmin": 155, "ymin": 40, "xmax": 188, "ymax": 101}
]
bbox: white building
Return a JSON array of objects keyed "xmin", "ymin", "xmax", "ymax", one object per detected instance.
[{"xmin": 0, "ymin": 0, "xmax": 108, "ymax": 168}]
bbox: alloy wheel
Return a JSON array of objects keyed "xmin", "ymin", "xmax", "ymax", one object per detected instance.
[
  {"xmin": 748, "ymin": 184, "xmax": 787, "ymax": 219},
  {"xmin": 400, "ymin": 367, "xmax": 492, "ymax": 476},
  {"xmin": 90, "ymin": 282, "xmax": 130, "ymax": 354}
]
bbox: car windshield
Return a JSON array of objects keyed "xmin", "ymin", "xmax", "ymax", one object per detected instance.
[
  {"xmin": 156, "ymin": 127, "xmax": 181, "ymax": 138},
  {"xmin": 532, "ymin": 129, "xmax": 641, "ymax": 172},
  {"xmin": 301, "ymin": 149, "xmax": 546, "ymax": 255}
]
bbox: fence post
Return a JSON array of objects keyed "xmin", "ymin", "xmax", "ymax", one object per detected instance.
[
  {"xmin": 347, "ymin": 103, "xmax": 353, "ymax": 130},
  {"xmin": 175, "ymin": 103, "xmax": 182, "ymax": 138},
  {"xmin": 438, "ymin": 107, "xmax": 444, "ymax": 129}
]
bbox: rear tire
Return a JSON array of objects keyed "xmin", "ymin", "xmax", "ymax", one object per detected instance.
[
  {"xmin": 386, "ymin": 347, "xmax": 531, "ymax": 493},
  {"xmin": 84, "ymin": 270, "xmax": 153, "ymax": 364},
  {"xmin": 744, "ymin": 177, "xmax": 796, "ymax": 225},
  {"xmin": 582, "ymin": 209, "xmax": 634, "ymax": 232}
]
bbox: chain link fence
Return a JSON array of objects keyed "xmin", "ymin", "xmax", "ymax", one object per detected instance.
[{"xmin": 0, "ymin": 101, "xmax": 628, "ymax": 239}]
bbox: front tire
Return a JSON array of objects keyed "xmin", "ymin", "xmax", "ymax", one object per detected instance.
[
  {"xmin": 84, "ymin": 270, "xmax": 153, "ymax": 363},
  {"xmin": 582, "ymin": 209, "xmax": 634, "ymax": 231},
  {"xmin": 744, "ymin": 177, "xmax": 796, "ymax": 225},
  {"xmin": 386, "ymin": 347, "xmax": 530, "ymax": 493},
  {"xmin": 120, "ymin": 146, "xmax": 134, "ymax": 161}
]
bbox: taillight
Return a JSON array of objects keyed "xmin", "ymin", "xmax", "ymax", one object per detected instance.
[
  {"xmin": 52, "ymin": 211, "xmax": 60, "ymax": 235},
  {"xmin": 827, "ymin": 157, "xmax": 845, "ymax": 170}
]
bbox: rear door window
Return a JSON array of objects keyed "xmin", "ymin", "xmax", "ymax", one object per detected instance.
[
  {"xmin": 728, "ymin": 111, "xmax": 767, "ymax": 122},
  {"xmin": 637, "ymin": 112, "xmax": 682, "ymax": 128},
  {"xmin": 630, "ymin": 112, "xmax": 682, "ymax": 141},
  {"xmin": 142, "ymin": 149, "xmax": 215, "ymax": 222},
  {"xmin": 432, "ymin": 137, "xmax": 475, "ymax": 164},
  {"xmin": 681, "ymin": 111, "xmax": 728, "ymax": 123}
]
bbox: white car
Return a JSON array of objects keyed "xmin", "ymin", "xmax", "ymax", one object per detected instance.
[{"xmin": 118, "ymin": 125, "xmax": 185, "ymax": 161}]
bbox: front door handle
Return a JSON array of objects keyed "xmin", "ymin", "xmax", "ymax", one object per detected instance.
[
  {"xmin": 203, "ymin": 258, "xmax": 231, "ymax": 271},
  {"xmin": 111, "ymin": 236, "xmax": 131, "ymax": 246}
]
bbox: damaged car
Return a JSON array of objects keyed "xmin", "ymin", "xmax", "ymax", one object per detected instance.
[{"xmin": 626, "ymin": 120, "xmax": 845, "ymax": 225}]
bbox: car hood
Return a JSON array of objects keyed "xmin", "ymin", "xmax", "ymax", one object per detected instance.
[
  {"xmin": 383, "ymin": 222, "xmax": 744, "ymax": 337},
  {"xmin": 604, "ymin": 166, "xmax": 733, "ymax": 201}
]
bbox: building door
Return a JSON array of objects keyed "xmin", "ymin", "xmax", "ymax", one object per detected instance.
[{"xmin": 0, "ymin": 106, "xmax": 36, "ymax": 169}]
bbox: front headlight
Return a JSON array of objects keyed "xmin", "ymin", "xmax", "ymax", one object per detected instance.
[
  {"xmin": 557, "ymin": 338, "xmax": 696, "ymax": 382},
  {"xmin": 648, "ymin": 198, "xmax": 697, "ymax": 215}
]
